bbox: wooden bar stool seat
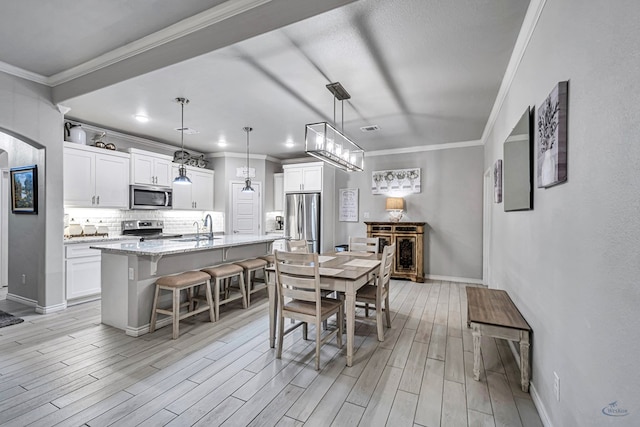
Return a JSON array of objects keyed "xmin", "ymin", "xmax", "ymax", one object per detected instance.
[
  {"xmin": 201, "ymin": 264, "xmax": 247, "ymax": 320},
  {"xmin": 234, "ymin": 258, "xmax": 268, "ymax": 306},
  {"xmin": 149, "ymin": 270, "xmax": 213, "ymax": 339},
  {"xmin": 258, "ymin": 254, "xmax": 275, "ymax": 266}
]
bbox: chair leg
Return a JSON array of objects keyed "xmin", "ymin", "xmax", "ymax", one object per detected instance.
[
  {"xmin": 375, "ymin": 297, "xmax": 385, "ymax": 341},
  {"xmin": 149, "ymin": 285, "xmax": 160, "ymax": 333},
  {"xmin": 246, "ymin": 269, "xmax": 252, "ymax": 307},
  {"xmin": 277, "ymin": 313, "xmax": 285, "ymax": 359},
  {"xmin": 337, "ymin": 309, "xmax": 343, "ymax": 348},
  {"xmin": 384, "ymin": 293, "xmax": 391, "ymax": 327},
  {"xmin": 315, "ymin": 318, "xmax": 321, "ymax": 370},
  {"xmin": 302, "ymin": 322, "xmax": 308, "ymax": 340},
  {"xmin": 365, "ymin": 302, "xmax": 370, "ymax": 317},
  {"xmin": 172, "ymin": 288, "xmax": 180, "ymax": 339},
  {"xmin": 204, "ymin": 279, "xmax": 215, "ymax": 322}
]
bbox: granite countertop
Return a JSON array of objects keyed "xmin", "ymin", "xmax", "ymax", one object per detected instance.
[
  {"xmin": 90, "ymin": 234, "xmax": 278, "ymax": 256},
  {"xmin": 64, "ymin": 236, "xmax": 139, "ymax": 245}
]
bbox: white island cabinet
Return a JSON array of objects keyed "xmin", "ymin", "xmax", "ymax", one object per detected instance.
[
  {"xmin": 63, "ymin": 142, "xmax": 130, "ymax": 208},
  {"xmin": 91, "ymin": 235, "xmax": 278, "ymax": 336}
]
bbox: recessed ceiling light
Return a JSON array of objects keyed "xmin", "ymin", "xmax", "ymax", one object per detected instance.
[
  {"xmin": 134, "ymin": 114, "xmax": 149, "ymax": 123},
  {"xmin": 285, "ymin": 141, "xmax": 295, "ymax": 148},
  {"xmin": 218, "ymin": 141, "xmax": 227, "ymax": 147}
]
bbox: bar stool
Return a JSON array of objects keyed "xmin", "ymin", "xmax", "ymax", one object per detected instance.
[
  {"xmin": 234, "ymin": 258, "xmax": 268, "ymax": 306},
  {"xmin": 149, "ymin": 271, "xmax": 213, "ymax": 339},
  {"xmin": 258, "ymin": 254, "xmax": 274, "ymax": 266},
  {"xmin": 201, "ymin": 264, "xmax": 247, "ymax": 320}
]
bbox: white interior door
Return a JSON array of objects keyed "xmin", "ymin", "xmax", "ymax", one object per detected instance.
[
  {"xmin": 230, "ymin": 181, "xmax": 261, "ymax": 235},
  {"xmin": 1, "ymin": 168, "xmax": 8, "ymax": 289},
  {"xmin": 482, "ymin": 167, "xmax": 493, "ymax": 287}
]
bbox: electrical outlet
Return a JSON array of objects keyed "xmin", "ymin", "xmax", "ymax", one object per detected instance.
[
  {"xmin": 363, "ymin": 212, "xmax": 370, "ymax": 219},
  {"xmin": 128, "ymin": 268, "xmax": 135, "ymax": 280},
  {"xmin": 21, "ymin": 274, "xmax": 26, "ymax": 285},
  {"xmin": 553, "ymin": 371, "xmax": 560, "ymax": 401}
]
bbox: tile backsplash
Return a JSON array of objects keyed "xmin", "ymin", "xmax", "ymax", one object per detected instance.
[{"xmin": 65, "ymin": 209, "xmax": 224, "ymax": 236}]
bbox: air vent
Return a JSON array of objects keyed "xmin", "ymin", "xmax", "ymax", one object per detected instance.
[
  {"xmin": 360, "ymin": 125, "xmax": 380, "ymax": 132},
  {"xmin": 175, "ymin": 127, "xmax": 199, "ymax": 135}
]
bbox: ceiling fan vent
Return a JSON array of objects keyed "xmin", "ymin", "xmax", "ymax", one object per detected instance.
[
  {"xmin": 360, "ymin": 125, "xmax": 380, "ymax": 132},
  {"xmin": 175, "ymin": 127, "xmax": 199, "ymax": 135}
]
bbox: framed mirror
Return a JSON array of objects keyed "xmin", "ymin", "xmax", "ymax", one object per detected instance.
[{"xmin": 504, "ymin": 107, "xmax": 533, "ymax": 211}]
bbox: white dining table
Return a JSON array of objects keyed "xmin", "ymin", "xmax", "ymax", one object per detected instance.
[{"xmin": 266, "ymin": 251, "xmax": 381, "ymax": 366}]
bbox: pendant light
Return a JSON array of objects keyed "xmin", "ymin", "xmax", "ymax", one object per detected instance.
[
  {"xmin": 305, "ymin": 82, "xmax": 364, "ymax": 172},
  {"xmin": 173, "ymin": 97, "xmax": 192, "ymax": 185},
  {"xmin": 241, "ymin": 126, "xmax": 255, "ymax": 193}
]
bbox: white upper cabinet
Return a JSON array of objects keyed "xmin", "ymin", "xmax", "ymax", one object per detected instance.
[
  {"xmin": 273, "ymin": 173, "xmax": 284, "ymax": 211},
  {"xmin": 171, "ymin": 165, "xmax": 214, "ymax": 210},
  {"xmin": 63, "ymin": 142, "xmax": 129, "ymax": 208},
  {"xmin": 283, "ymin": 163, "xmax": 323, "ymax": 192},
  {"xmin": 129, "ymin": 148, "xmax": 173, "ymax": 187}
]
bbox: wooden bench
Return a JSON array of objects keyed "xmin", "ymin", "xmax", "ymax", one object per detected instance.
[{"xmin": 466, "ymin": 287, "xmax": 531, "ymax": 392}]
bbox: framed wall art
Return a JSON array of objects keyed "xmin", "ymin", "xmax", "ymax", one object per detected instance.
[
  {"xmin": 371, "ymin": 168, "xmax": 421, "ymax": 194},
  {"xmin": 11, "ymin": 165, "xmax": 38, "ymax": 214},
  {"xmin": 494, "ymin": 159, "xmax": 502, "ymax": 203},
  {"xmin": 537, "ymin": 81, "xmax": 568, "ymax": 188},
  {"xmin": 339, "ymin": 188, "xmax": 359, "ymax": 222}
]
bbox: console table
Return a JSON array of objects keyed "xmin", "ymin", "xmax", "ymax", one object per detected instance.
[{"xmin": 365, "ymin": 221, "xmax": 425, "ymax": 282}]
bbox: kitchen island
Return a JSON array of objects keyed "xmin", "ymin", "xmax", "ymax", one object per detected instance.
[{"xmin": 91, "ymin": 235, "xmax": 278, "ymax": 336}]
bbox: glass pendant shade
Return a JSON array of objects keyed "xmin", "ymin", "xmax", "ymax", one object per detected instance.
[{"xmin": 305, "ymin": 122, "xmax": 364, "ymax": 172}]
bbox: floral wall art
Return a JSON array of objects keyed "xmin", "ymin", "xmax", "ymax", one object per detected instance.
[
  {"xmin": 494, "ymin": 159, "xmax": 502, "ymax": 203},
  {"xmin": 371, "ymin": 168, "xmax": 421, "ymax": 194},
  {"xmin": 537, "ymin": 81, "xmax": 568, "ymax": 188}
]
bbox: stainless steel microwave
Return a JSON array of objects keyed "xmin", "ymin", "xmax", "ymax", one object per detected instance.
[{"xmin": 129, "ymin": 185, "xmax": 172, "ymax": 210}]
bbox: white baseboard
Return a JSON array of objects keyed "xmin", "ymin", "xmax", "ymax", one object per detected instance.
[
  {"xmin": 126, "ymin": 316, "xmax": 172, "ymax": 337},
  {"xmin": 7, "ymin": 293, "xmax": 37, "ymax": 306},
  {"xmin": 508, "ymin": 341, "xmax": 552, "ymax": 427},
  {"xmin": 36, "ymin": 302, "xmax": 67, "ymax": 314},
  {"xmin": 425, "ymin": 274, "xmax": 483, "ymax": 284}
]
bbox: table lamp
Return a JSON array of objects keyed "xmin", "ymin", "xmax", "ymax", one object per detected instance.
[{"xmin": 386, "ymin": 197, "xmax": 405, "ymax": 222}]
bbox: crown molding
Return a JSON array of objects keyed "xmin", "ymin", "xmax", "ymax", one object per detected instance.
[
  {"xmin": 0, "ymin": 60, "xmax": 48, "ymax": 85},
  {"xmin": 480, "ymin": 0, "xmax": 547, "ymax": 145},
  {"xmin": 366, "ymin": 139, "xmax": 483, "ymax": 157},
  {"xmin": 0, "ymin": 0, "xmax": 271, "ymax": 87}
]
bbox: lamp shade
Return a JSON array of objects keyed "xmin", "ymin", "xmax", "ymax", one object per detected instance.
[{"xmin": 386, "ymin": 197, "xmax": 404, "ymax": 211}]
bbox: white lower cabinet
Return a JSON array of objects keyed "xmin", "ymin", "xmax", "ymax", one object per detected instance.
[{"xmin": 65, "ymin": 244, "xmax": 101, "ymax": 304}]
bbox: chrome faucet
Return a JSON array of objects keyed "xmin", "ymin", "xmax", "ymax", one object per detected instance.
[
  {"xmin": 192, "ymin": 221, "xmax": 201, "ymax": 241},
  {"xmin": 203, "ymin": 214, "xmax": 213, "ymax": 240}
]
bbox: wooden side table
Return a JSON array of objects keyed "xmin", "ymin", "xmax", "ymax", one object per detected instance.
[{"xmin": 365, "ymin": 221, "xmax": 425, "ymax": 282}]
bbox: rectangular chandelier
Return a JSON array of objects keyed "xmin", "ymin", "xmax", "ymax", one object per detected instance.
[{"xmin": 305, "ymin": 122, "xmax": 364, "ymax": 172}]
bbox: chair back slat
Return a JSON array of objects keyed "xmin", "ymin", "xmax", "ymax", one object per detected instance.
[
  {"xmin": 287, "ymin": 239, "xmax": 309, "ymax": 253},
  {"xmin": 274, "ymin": 250, "xmax": 320, "ymax": 307},
  {"xmin": 378, "ymin": 243, "xmax": 395, "ymax": 298},
  {"xmin": 349, "ymin": 236, "xmax": 379, "ymax": 253}
]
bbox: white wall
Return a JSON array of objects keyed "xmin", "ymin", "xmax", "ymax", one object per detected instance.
[
  {"xmin": 335, "ymin": 145, "xmax": 484, "ymax": 280},
  {"xmin": 484, "ymin": 1, "xmax": 640, "ymax": 425},
  {"xmin": 0, "ymin": 71, "xmax": 64, "ymax": 311}
]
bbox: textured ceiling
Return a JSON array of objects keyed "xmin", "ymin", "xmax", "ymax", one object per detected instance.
[{"xmin": 0, "ymin": 0, "xmax": 530, "ymax": 159}]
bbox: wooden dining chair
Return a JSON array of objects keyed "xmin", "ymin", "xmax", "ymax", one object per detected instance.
[
  {"xmin": 274, "ymin": 250, "xmax": 343, "ymax": 370},
  {"xmin": 287, "ymin": 239, "xmax": 309, "ymax": 253},
  {"xmin": 355, "ymin": 243, "xmax": 395, "ymax": 341},
  {"xmin": 349, "ymin": 236, "xmax": 379, "ymax": 253}
]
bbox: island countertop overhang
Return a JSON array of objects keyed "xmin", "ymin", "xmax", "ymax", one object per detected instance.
[{"xmin": 90, "ymin": 234, "xmax": 280, "ymax": 256}]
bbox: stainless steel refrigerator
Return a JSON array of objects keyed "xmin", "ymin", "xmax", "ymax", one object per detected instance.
[{"xmin": 284, "ymin": 193, "xmax": 321, "ymax": 253}]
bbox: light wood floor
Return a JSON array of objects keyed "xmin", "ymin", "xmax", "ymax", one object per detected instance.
[{"xmin": 0, "ymin": 280, "xmax": 543, "ymax": 427}]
